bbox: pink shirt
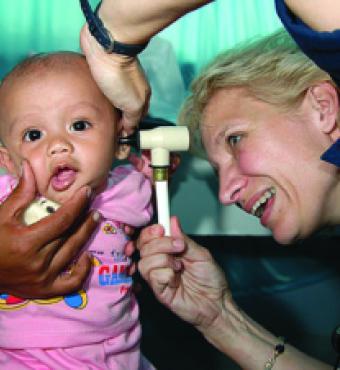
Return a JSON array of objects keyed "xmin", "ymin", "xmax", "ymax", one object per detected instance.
[{"xmin": 0, "ymin": 165, "xmax": 153, "ymax": 351}]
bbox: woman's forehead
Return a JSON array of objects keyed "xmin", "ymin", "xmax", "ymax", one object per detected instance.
[{"xmin": 203, "ymin": 88, "xmax": 253, "ymax": 120}]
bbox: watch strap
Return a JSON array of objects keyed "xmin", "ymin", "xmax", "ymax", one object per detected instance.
[{"xmin": 80, "ymin": 0, "xmax": 148, "ymax": 56}]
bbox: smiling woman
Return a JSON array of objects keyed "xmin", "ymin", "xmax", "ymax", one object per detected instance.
[
  {"xmin": 137, "ymin": 25, "xmax": 340, "ymax": 370},
  {"xmin": 180, "ymin": 29, "xmax": 338, "ymax": 245}
]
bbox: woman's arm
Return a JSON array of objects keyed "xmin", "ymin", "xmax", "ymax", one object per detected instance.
[
  {"xmin": 80, "ymin": 0, "xmax": 211, "ymax": 133},
  {"xmin": 136, "ymin": 216, "xmax": 332, "ymax": 370},
  {"xmin": 98, "ymin": 0, "xmax": 212, "ymax": 45},
  {"xmin": 284, "ymin": 0, "xmax": 340, "ymax": 32},
  {"xmin": 203, "ymin": 298, "xmax": 331, "ymax": 369}
]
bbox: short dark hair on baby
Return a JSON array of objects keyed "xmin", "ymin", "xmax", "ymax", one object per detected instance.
[{"xmin": 0, "ymin": 51, "xmax": 87, "ymax": 89}]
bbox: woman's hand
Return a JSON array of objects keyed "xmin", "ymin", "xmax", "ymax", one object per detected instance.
[
  {"xmin": 80, "ymin": 25, "xmax": 151, "ymax": 135},
  {"xmin": 0, "ymin": 161, "xmax": 100, "ymax": 299},
  {"xmin": 136, "ymin": 216, "xmax": 229, "ymax": 331}
]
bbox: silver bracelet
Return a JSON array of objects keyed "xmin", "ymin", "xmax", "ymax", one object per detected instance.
[{"xmin": 264, "ymin": 337, "xmax": 286, "ymax": 369}]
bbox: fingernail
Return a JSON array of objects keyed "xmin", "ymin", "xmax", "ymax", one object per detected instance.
[
  {"xmin": 172, "ymin": 238, "xmax": 184, "ymax": 251},
  {"xmin": 128, "ymin": 153, "xmax": 139, "ymax": 167},
  {"xmin": 87, "ymin": 188, "xmax": 93, "ymax": 198},
  {"xmin": 92, "ymin": 211, "xmax": 102, "ymax": 222},
  {"xmin": 19, "ymin": 164, "xmax": 23, "ymax": 178},
  {"xmin": 86, "ymin": 251, "xmax": 94, "ymax": 262},
  {"xmin": 174, "ymin": 259, "xmax": 182, "ymax": 271},
  {"xmin": 19, "ymin": 160, "xmax": 26, "ymax": 178},
  {"xmin": 142, "ymin": 150, "xmax": 151, "ymax": 160},
  {"xmin": 150, "ymin": 224, "xmax": 161, "ymax": 235}
]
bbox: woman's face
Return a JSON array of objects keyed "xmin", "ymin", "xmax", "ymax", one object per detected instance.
[{"xmin": 201, "ymin": 87, "xmax": 339, "ymax": 244}]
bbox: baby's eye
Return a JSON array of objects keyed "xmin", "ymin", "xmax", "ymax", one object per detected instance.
[
  {"xmin": 227, "ymin": 135, "xmax": 242, "ymax": 147},
  {"xmin": 23, "ymin": 129, "xmax": 42, "ymax": 142},
  {"xmin": 70, "ymin": 120, "xmax": 91, "ymax": 132}
]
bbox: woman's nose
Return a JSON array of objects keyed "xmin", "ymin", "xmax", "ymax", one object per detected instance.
[
  {"xmin": 218, "ymin": 166, "xmax": 248, "ymax": 205},
  {"xmin": 48, "ymin": 137, "xmax": 73, "ymax": 156}
]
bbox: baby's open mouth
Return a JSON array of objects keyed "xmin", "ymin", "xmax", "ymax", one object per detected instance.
[{"xmin": 51, "ymin": 166, "xmax": 77, "ymax": 192}]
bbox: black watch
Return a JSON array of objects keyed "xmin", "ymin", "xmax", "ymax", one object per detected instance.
[{"xmin": 79, "ymin": 0, "xmax": 148, "ymax": 56}]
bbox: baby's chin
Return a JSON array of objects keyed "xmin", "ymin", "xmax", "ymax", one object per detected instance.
[
  {"xmin": 42, "ymin": 187, "xmax": 77, "ymax": 205},
  {"xmin": 41, "ymin": 177, "xmax": 107, "ymax": 205}
]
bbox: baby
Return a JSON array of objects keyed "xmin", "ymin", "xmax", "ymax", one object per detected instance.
[{"xmin": 0, "ymin": 52, "xmax": 154, "ymax": 370}]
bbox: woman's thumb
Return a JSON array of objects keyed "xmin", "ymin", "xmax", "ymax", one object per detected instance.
[{"xmin": 170, "ymin": 216, "xmax": 183, "ymax": 238}]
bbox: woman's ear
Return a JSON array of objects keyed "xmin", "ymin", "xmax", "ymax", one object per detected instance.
[
  {"xmin": 0, "ymin": 146, "xmax": 18, "ymax": 175},
  {"xmin": 307, "ymin": 82, "xmax": 339, "ymax": 135}
]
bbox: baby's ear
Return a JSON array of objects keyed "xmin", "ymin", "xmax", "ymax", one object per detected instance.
[
  {"xmin": 0, "ymin": 146, "xmax": 17, "ymax": 175},
  {"xmin": 115, "ymin": 129, "xmax": 131, "ymax": 160}
]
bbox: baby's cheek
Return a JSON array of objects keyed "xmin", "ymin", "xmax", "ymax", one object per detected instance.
[{"xmin": 28, "ymin": 159, "xmax": 48, "ymax": 191}]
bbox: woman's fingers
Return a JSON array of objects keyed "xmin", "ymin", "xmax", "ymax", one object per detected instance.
[
  {"xmin": 1, "ymin": 160, "xmax": 36, "ymax": 220},
  {"xmin": 148, "ymin": 268, "xmax": 179, "ymax": 297},
  {"xmin": 46, "ymin": 252, "xmax": 92, "ymax": 298}
]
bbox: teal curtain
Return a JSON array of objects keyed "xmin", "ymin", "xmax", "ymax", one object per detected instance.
[
  {"xmin": 160, "ymin": 0, "xmax": 282, "ymax": 72},
  {"xmin": 0, "ymin": 0, "xmax": 282, "ymax": 78},
  {"xmin": 0, "ymin": 0, "xmax": 85, "ymax": 78}
]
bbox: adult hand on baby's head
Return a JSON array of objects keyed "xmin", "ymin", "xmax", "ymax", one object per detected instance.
[
  {"xmin": 0, "ymin": 161, "xmax": 100, "ymax": 299},
  {"xmin": 80, "ymin": 25, "xmax": 151, "ymax": 135}
]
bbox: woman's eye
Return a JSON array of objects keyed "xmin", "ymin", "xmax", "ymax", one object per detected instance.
[
  {"xmin": 70, "ymin": 120, "xmax": 91, "ymax": 131},
  {"xmin": 227, "ymin": 135, "xmax": 242, "ymax": 147},
  {"xmin": 23, "ymin": 129, "xmax": 42, "ymax": 142}
]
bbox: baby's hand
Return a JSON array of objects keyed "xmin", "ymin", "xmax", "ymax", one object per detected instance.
[
  {"xmin": 128, "ymin": 151, "xmax": 153, "ymax": 179},
  {"xmin": 129, "ymin": 151, "xmax": 181, "ymax": 181}
]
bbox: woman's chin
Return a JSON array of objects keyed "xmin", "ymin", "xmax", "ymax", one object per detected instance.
[{"xmin": 272, "ymin": 227, "xmax": 299, "ymax": 245}]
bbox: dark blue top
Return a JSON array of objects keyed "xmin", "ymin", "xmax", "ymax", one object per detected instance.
[
  {"xmin": 275, "ymin": 0, "xmax": 340, "ymax": 167},
  {"xmin": 275, "ymin": 0, "xmax": 340, "ymax": 87}
]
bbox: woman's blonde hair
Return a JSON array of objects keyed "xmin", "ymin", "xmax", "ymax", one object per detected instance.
[{"xmin": 178, "ymin": 29, "xmax": 334, "ymax": 156}]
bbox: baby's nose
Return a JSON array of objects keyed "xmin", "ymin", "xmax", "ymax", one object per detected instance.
[{"xmin": 48, "ymin": 139, "xmax": 73, "ymax": 156}]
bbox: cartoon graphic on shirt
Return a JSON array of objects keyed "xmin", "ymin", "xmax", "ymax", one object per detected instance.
[
  {"xmin": 102, "ymin": 222, "xmax": 117, "ymax": 234},
  {"xmin": 0, "ymin": 225, "xmax": 132, "ymax": 311},
  {"xmin": 0, "ymin": 290, "xmax": 88, "ymax": 311}
]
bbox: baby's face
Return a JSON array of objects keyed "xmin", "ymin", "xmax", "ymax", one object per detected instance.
[{"xmin": 0, "ymin": 63, "xmax": 119, "ymax": 203}]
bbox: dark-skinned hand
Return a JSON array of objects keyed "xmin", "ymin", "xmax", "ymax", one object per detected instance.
[{"xmin": 0, "ymin": 161, "xmax": 101, "ymax": 299}]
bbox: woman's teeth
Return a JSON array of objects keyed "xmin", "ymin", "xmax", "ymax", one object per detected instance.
[{"xmin": 251, "ymin": 187, "xmax": 276, "ymax": 218}]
